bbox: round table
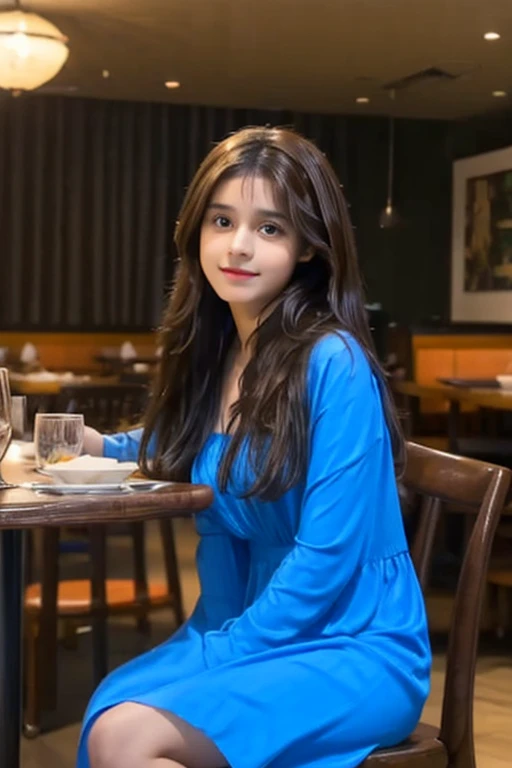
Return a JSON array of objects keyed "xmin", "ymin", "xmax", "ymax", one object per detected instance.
[{"xmin": 0, "ymin": 453, "xmax": 213, "ymax": 768}]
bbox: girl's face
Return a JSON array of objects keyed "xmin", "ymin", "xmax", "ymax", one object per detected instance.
[{"xmin": 199, "ymin": 175, "xmax": 311, "ymax": 318}]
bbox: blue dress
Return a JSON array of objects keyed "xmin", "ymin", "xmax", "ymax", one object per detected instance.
[{"xmin": 76, "ymin": 334, "xmax": 431, "ymax": 768}]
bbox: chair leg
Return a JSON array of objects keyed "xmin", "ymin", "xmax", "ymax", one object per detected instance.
[
  {"xmin": 131, "ymin": 522, "xmax": 151, "ymax": 635},
  {"xmin": 159, "ymin": 519, "xmax": 185, "ymax": 626},
  {"xmin": 23, "ymin": 614, "xmax": 41, "ymax": 739},
  {"xmin": 89, "ymin": 527, "xmax": 109, "ymax": 686},
  {"xmin": 136, "ymin": 614, "xmax": 151, "ymax": 635},
  {"xmin": 91, "ymin": 613, "xmax": 109, "ymax": 686},
  {"xmin": 39, "ymin": 529, "xmax": 60, "ymax": 711},
  {"xmin": 60, "ymin": 618, "xmax": 79, "ymax": 650},
  {"xmin": 23, "ymin": 530, "xmax": 34, "ymax": 585}
]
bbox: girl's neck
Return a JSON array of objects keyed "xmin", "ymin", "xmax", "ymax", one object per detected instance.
[
  {"xmin": 229, "ymin": 304, "xmax": 258, "ymax": 365},
  {"xmin": 229, "ymin": 336, "xmax": 251, "ymax": 370},
  {"xmin": 229, "ymin": 296, "xmax": 280, "ymax": 363}
]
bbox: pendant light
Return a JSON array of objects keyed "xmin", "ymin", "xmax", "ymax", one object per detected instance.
[
  {"xmin": 379, "ymin": 90, "xmax": 400, "ymax": 229},
  {"xmin": 0, "ymin": 0, "xmax": 69, "ymax": 93}
]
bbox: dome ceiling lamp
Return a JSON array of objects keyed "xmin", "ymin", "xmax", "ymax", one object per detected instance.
[{"xmin": 0, "ymin": 0, "xmax": 69, "ymax": 94}]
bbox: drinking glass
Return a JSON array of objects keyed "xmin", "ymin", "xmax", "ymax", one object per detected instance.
[
  {"xmin": 34, "ymin": 413, "xmax": 84, "ymax": 469},
  {"xmin": 0, "ymin": 368, "xmax": 14, "ymax": 488}
]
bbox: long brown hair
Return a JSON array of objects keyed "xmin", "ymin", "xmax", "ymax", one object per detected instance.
[{"xmin": 140, "ymin": 126, "xmax": 404, "ymax": 499}]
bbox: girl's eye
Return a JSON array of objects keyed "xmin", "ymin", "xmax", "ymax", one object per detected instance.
[
  {"xmin": 213, "ymin": 215, "xmax": 231, "ymax": 228},
  {"xmin": 260, "ymin": 223, "xmax": 282, "ymax": 236}
]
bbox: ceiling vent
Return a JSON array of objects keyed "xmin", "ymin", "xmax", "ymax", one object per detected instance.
[{"xmin": 382, "ymin": 66, "xmax": 460, "ymax": 92}]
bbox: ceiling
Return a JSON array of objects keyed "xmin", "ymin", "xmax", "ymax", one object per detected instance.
[{"xmin": 13, "ymin": 0, "xmax": 512, "ymax": 120}]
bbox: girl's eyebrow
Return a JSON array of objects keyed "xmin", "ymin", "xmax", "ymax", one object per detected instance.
[{"xmin": 206, "ymin": 202, "xmax": 289, "ymax": 221}]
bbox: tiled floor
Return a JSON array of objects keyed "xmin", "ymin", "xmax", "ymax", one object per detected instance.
[{"xmin": 22, "ymin": 520, "xmax": 512, "ymax": 768}]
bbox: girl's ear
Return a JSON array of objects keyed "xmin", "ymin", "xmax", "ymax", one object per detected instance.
[{"xmin": 298, "ymin": 247, "xmax": 315, "ymax": 264}]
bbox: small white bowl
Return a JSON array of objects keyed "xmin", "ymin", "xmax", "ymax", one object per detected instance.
[
  {"xmin": 44, "ymin": 462, "xmax": 138, "ymax": 485},
  {"xmin": 497, "ymin": 375, "xmax": 512, "ymax": 390}
]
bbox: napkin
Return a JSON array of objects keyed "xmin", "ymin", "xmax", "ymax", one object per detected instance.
[
  {"xmin": 20, "ymin": 342, "xmax": 39, "ymax": 364},
  {"xmin": 52, "ymin": 455, "xmax": 119, "ymax": 468},
  {"xmin": 120, "ymin": 341, "xmax": 137, "ymax": 360},
  {"xmin": 49, "ymin": 455, "xmax": 138, "ymax": 472},
  {"xmin": 45, "ymin": 454, "xmax": 139, "ymax": 485}
]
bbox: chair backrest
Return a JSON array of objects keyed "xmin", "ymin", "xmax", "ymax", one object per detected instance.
[
  {"xmin": 403, "ymin": 441, "xmax": 511, "ymax": 768},
  {"xmin": 56, "ymin": 383, "xmax": 148, "ymax": 432}
]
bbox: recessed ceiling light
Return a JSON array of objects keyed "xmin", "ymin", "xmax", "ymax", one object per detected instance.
[
  {"xmin": 493, "ymin": 90, "xmax": 507, "ymax": 98},
  {"xmin": 484, "ymin": 32, "xmax": 500, "ymax": 41},
  {"xmin": 165, "ymin": 81, "xmax": 180, "ymax": 89},
  {"xmin": 102, "ymin": 69, "xmax": 110, "ymax": 79},
  {"xmin": 356, "ymin": 97, "xmax": 370, "ymax": 104}
]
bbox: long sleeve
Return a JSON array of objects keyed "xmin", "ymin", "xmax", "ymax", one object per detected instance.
[
  {"xmin": 103, "ymin": 428, "xmax": 144, "ymax": 461},
  {"xmin": 203, "ymin": 334, "xmax": 391, "ymax": 666}
]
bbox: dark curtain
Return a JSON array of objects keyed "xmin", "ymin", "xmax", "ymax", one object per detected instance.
[
  {"xmin": 0, "ymin": 97, "xmax": 169, "ymax": 329},
  {"xmin": 0, "ymin": 94, "xmax": 455, "ymax": 330},
  {"xmin": 0, "ymin": 96, "xmax": 351, "ymax": 330}
]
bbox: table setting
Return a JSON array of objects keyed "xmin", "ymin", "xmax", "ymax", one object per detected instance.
[{"xmin": 0, "ymin": 372, "xmax": 172, "ymax": 498}]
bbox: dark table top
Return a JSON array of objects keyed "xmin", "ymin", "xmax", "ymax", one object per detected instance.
[{"xmin": 0, "ymin": 455, "xmax": 213, "ymax": 529}]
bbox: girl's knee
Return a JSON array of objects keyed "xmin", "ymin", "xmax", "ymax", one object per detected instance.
[
  {"xmin": 87, "ymin": 701, "xmax": 226, "ymax": 768},
  {"xmin": 88, "ymin": 705, "xmax": 139, "ymax": 768}
]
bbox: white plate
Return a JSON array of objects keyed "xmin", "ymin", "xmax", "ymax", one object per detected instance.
[
  {"xmin": 43, "ymin": 460, "xmax": 139, "ymax": 485},
  {"xmin": 26, "ymin": 481, "xmax": 174, "ymax": 496}
]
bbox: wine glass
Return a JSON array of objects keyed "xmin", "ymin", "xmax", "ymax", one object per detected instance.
[{"xmin": 0, "ymin": 368, "xmax": 15, "ymax": 489}]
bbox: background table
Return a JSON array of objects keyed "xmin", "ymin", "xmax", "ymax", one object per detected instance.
[
  {"xmin": 8, "ymin": 375, "xmax": 120, "ymax": 397},
  {"xmin": 392, "ymin": 380, "xmax": 512, "ymax": 452},
  {"xmin": 392, "ymin": 380, "xmax": 512, "ymax": 413}
]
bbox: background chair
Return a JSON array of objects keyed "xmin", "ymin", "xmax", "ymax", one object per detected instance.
[
  {"xmin": 56, "ymin": 382, "xmax": 149, "ymax": 433},
  {"xmin": 23, "ymin": 519, "xmax": 185, "ymax": 737}
]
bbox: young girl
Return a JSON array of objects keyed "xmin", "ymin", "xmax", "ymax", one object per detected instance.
[{"xmin": 79, "ymin": 126, "xmax": 431, "ymax": 768}]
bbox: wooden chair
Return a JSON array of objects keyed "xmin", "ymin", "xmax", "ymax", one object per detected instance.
[
  {"xmin": 23, "ymin": 519, "xmax": 185, "ymax": 737},
  {"xmin": 362, "ymin": 441, "xmax": 511, "ymax": 768}
]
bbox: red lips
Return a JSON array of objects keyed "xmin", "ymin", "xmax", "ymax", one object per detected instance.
[{"xmin": 220, "ymin": 267, "xmax": 258, "ymax": 277}]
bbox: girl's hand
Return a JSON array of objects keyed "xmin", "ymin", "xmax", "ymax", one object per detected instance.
[{"xmin": 82, "ymin": 426, "xmax": 104, "ymax": 456}]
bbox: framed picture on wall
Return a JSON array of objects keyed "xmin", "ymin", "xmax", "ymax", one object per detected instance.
[{"xmin": 451, "ymin": 145, "xmax": 512, "ymax": 322}]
